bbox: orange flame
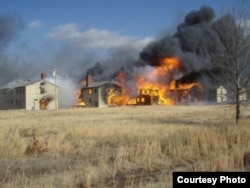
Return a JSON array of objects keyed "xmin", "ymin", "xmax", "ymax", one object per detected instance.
[
  {"xmin": 120, "ymin": 57, "xmax": 201, "ymax": 105},
  {"xmin": 129, "ymin": 57, "xmax": 181, "ymax": 105},
  {"xmin": 75, "ymin": 89, "xmax": 85, "ymax": 107},
  {"xmin": 82, "ymin": 56, "xmax": 202, "ymax": 107}
]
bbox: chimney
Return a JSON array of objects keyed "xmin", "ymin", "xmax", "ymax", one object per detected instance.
[
  {"xmin": 85, "ymin": 71, "xmax": 93, "ymax": 86},
  {"xmin": 41, "ymin": 73, "xmax": 47, "ymax": 80}
]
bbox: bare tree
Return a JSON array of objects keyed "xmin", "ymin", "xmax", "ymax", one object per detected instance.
[{"xmin": 212, "ymin": 2, "xmax": 250, "ymax": 123}]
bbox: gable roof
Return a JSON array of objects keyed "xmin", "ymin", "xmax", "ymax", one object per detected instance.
[
  {"xmin": 82, "ymin": 81, "xmax": 121, "ymax": 89},
  {"xmin": 0, "ymin": 79, "xmax": 57, "ymax": 89}
]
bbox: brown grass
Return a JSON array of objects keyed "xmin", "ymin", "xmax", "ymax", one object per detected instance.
[{"xmin": 0, "ymin": 104, "xmax": 250, "ymax": 188}]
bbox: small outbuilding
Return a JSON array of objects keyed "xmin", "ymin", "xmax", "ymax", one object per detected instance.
[
  {"xmin": 216, "ymin": 85, "xmax": 248, "ymax": 103},
  {"xmin": 217, "ymin": 86, "xmax": 227, "ymax": 103}
]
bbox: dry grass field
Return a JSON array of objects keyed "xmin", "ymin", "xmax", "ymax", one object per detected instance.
[{"xmin": 0, "ymin": 104, "xmax": 250, "ymax": 188}]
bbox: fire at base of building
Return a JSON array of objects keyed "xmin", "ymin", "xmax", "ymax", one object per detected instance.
[
  {"xmin": 77, "ymin": 71, "xmax": 202, "ymax": 107},
  {"xmin": 76, "ymin": 56, "xmax": 204, "ymax": 107},
  {"xmin": 126, "ymin": 80, "xmax": 202, "ymax": 106},
  {"xmin": 0, "ymin": 73, "xmax": 58, "ymax": 110},
  {"xmin": 77, "ymin": 73, "xmax": 123, "ymax": 108}
]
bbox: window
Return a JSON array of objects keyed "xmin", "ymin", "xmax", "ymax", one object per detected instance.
[
  {"xmin": 40, "ymin": 87, "xmax": 45, "ymax": 94},
  {"xmin": 94, "ymin": 89, "xmax": 97, "ymax": 93},
  {"xmin": 89, "ymin": 98, "xmax": 92, "ymax": 103},
  {"xmin": 88, "ymin": 88, "xmax": 92, "ymax": 94},
  {"xmin": 40, "ymin": 82, "xmax": 45, "ymax": 86}
]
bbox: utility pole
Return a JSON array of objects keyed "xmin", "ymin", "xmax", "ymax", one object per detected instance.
[{"xmin": 53, "ymin": 66, "xmax": 58, "ymax": 110}]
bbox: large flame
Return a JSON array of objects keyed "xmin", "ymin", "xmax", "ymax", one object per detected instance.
[
  {"xmin": 75, "ymin": 89, "xmax": 85, "ymax": 107},
  {"xmin": 126, "ymin": 57, "xmax": 181, "ymax": 105},
  {"xmin": 77, "ymin": 56, "xmax": 202, "ymax": 107},
  {"xmin": 118, "ymin": 57, "xmax": 202, "ymax": 105}
]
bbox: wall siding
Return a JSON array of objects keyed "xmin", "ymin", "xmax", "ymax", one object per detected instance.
[
  {"xmin": 0, "ymin": 87, "xmax": 25, "ymax": 109},
  {"xmin": 82, "ymin": 88, "xmax": 100, "ymax": 107},
  {"xmin": 98, "ymin": 86, "xmax": 108, "ymax": 107},
  {"xmin": 0, "ymin": 80, "xmax": 58, "ymax": 110}
]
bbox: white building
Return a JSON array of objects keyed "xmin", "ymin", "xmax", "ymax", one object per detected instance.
[
  {"xmin": 0, "ymin": 76, "xmax": 58, "ymax": 110},
  {"xmin": 217, "ymin": 86, "xmax": 247, "ymax": 103},
  {"xmin": 217, "ymin": 86, "xmax": 227, "ymax": 103},
  {"xmin": 239, "ymin": 88, "xmax": 247, "ymax": 101}
]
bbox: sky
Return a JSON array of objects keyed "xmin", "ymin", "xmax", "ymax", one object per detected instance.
[
  {"xmin": 0, "ymin": 0, "xmax": 247, "ymax": 82},
  {"xmin": 0, "ymin": 0, "xmax": 240, "ymax": 35},
  {"xmin": 0, "ymin": 0, "xmax": 240, "ymax": 38}
]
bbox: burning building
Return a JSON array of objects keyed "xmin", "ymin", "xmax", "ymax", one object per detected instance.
[
  {"xmin": 117, "ymin": 57, "xmax": 202, "ymax": 106},
  {"xmin": 81, "ymin": 73, "xmax": 122, "ymax": 107},
  {"xmin": 80, "ymin": 56, "xmax": 203, "ymax": 107},
  {"xmin": 0, "ymin": 73, "xmax": 58, "ymax": 110}
]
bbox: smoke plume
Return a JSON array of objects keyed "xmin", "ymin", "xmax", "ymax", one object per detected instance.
[
  {"xmin": 83, "ymin": 5, "xmax": 224, "ymax": 94},
  {"xmin": 138, "ymin": 5, "xmax": 221, "ymax": 85},
  {"xmin": 46, "ymin": 76, "xmax": 77, "ymax": 108}
]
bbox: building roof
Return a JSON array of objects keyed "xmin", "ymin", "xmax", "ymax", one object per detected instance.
[
  {"xmin": 0, "ymin": 79, "xmax": 57, "ymax": 89},
  {"xmin": 82, "ymin": 81, "xmax": 121, "ymax": 88}
]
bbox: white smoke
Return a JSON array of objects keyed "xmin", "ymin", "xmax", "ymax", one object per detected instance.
[{"xmin": 46, "ymin": 76, "xmax": 77, "ymax": 108}]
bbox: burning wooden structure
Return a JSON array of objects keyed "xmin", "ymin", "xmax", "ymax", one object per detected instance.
[
  {"xmin": 127, "ymin": 80, "xmax": 202, "ymax": 106},
  {"xmin": 80, "ymin": 73, "xmax": 122, "ymax": 107},
  {"xmin": 79, "ymin": 57, "xmax": 203, "ymax": 107},
  {"xmin": 124, "ymin": 57, "xmax": 202, "ymax": 105}
]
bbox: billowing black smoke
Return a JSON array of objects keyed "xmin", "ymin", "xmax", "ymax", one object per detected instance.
[
  {"xmin": 85, "ymin": 5, "xmax": 225, "ymax": 88},
  {"xmin": 139, "ymin": 5, "xmax": 223, "ymax": 85},
  {"xmin": 178, "ymin": 5, "xmax": 215, "ymax": 27},
  {"xmin": 85, "ymin": 46, "xmax": 140, "ymax": 83}
]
